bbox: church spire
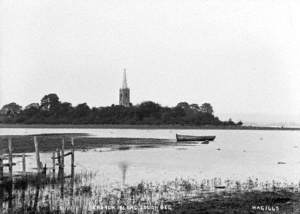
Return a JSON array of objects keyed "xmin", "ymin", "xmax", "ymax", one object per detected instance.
[
  {"xmin": 122, "ymin": 68, "xmax": 128, "ymax": 89},
  {"xmin": 119, "ymin": 68, "xmax": 130, "ymax": 107}
]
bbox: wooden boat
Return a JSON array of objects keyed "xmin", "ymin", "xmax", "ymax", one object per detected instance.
[{"xmin": 176, "ymin": 134, "xmax": 216, "ymax": 142}]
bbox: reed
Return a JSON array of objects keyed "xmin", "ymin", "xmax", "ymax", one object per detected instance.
[{"xmin": 2, "ymin": 172, "xmax": 300, "ymax": 214}]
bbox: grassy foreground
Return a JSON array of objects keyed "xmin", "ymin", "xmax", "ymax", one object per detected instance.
[
  {"xmin": 4, "ymin": 176, "xmax": 300, "ymax": 214},
  {"xmin": 172, "ymin": 190, "xmax": 299, "ymax": 213},
  {"xmin": 2, "ymin": 169, "xmax": 300, "ymax": 214}
]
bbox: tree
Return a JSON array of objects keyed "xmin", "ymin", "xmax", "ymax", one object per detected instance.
[
  {"xmin": 0, "ymin": 103, "xmax": 22, "ymax": 117},
  {"xmin": 200, "ymin": 103, "xmax": 214, "ymax": 115},
  {"xmin": 73, "ymin": 103, "xmax": 90, "ymax": 117},
  {"xmin": 172, "ymin": 106, "xmax": 186, "ymax": 118},
  {"xmin": 237, "ymin": 120, "xmax": 243, "ymax": 126},
  {"xmin": 41, "ymin": 93, "xmax": 60, "ymax": 111},
  {"xmin": 19, "ymin": 104, "xmax": 40, "ymax": 123},
  {"xmin": 0, "ymin": 93, "xmax": 241, "ymax": 126},
  {"xmin": 176, "ymin": 102, "xmax": 190, "ymax": 110},
  {"xmin": 57, "ymin": 102, "xmax": 73, "ymax": 117},
  {"xmin": 190, "ymin": 104, "xmax": 200, "ymax": 112},
  {"xmin": 25, "ymin": 103, "xmax": 39, "ymax": 110},
  {"xmin": 137, "ymin": 101, "xmax": 161, "ymax": 120},
  {"xmin": 226, "ymin": 118, "xmax": 235, "ymax": 126}
]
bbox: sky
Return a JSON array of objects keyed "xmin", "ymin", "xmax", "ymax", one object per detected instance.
[{"xmin": 1, "ymin": 0, "xmax": 300, "ymax": 124}]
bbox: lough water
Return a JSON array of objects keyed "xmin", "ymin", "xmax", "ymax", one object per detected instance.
[{"xmin": 1, "ymin": 128, "xmax": 300, "ymax": 186}]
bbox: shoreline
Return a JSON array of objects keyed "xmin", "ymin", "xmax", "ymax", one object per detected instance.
[
  {"xmin": 0, "ymin": 123, "xmax": 299, "ymax": 131},
  {"xmin": 0, "ymin": 136, "xmax": 174, "ymax": 153}
]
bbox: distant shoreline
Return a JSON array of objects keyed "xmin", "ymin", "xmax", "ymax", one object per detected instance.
[{"xmin": 0, "ymin": 124, "xmax": 299, "ymax": 131}]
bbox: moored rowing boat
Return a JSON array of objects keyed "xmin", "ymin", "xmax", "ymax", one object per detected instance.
[{"xmin": 176, "ymin": 134, "xmax": 216, "ymax": 142}]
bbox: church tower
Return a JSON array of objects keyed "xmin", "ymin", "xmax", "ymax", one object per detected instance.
[{"xmin": 119, "ymin": 69, "xmax": 130, "ymax": 107}]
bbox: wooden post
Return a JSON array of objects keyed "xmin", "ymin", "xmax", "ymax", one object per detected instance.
[
  {"xmin": 33, "ymin": 185, "xmax": 40, "ymax": 211},
  {"xmin": 34, "ymin": 136, "xmax": 41, "ymax": 174},
  {"xmin": 22, "ymin": 154, "xmax": 26, "ymax": 174},
  {"xmin": 57, "ymin": 149, "xmax": 61, "ymax": 180},
  {"xmin": 61, "ymin": 138, "xmax": 65, "ymax": 176},
  {"xmin": 60, "ymin": 138, "xmax": 65, "ymax": 199},
  {"xmin": 0, "ymin": 155, "xmax": 3, "ymax": 183},
  {"xmin": 0, "ymin": 180, "xmax": 3, "ymax": 212},
  {"xmin": 21, "ymin": 188, "xmax": 25, "ymax": 213},
  {"xmin": 70, "ymin": 137, "xmax": 75, "ymax": 201},
  {"xmin": 52, "ymin": 152, "xmax": 56, "ymax": 179},
  {"xmin": 71, "ymin": 137, "xmax": 75, "ymax": 179},
  {"xmin": 0, "ymin": 147, "xmax": 4, "ymax": 212},
  {"xmin": 7, "ymin": 138, "xmax": 13, "ymax": 213},
  {"xmin": 8, "ymin": 138, "xmax": 13, "ymax": 181}
]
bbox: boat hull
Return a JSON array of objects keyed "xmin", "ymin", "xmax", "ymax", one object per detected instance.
[{"xmin": 176, "ymin": 134, "xmax": 216, "ymax": 142}]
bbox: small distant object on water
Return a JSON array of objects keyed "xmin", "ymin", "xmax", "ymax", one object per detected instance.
[
  {"xmin": 216, "ymin": 148, "xmax": 221, "ymax": 151},
  {"xmin": 260, "ymin": 137, "xmax": 263, "ymax": 140},
  {"xmin": 277, "ymin": 161, "xmax": 287, "ymax": 165},
  {"xmin": 118, "ymin": 145, "xmax": 131, "ymax": 150},
  {"xmin": 81, "ymin": 147, "xmax": 89, "ymax": 152},
  {"xmin": 176, "ymin": 148, "xmax": 187, "ymax": 150},
  {"xmin": 215, "ymin": 185, "xmax": 226, "ymax": 189},
  {"xmin": 176, "ymin": 134, "xmax": 216, "ymax": 142}
]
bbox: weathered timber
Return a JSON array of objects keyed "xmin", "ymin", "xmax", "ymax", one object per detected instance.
[
  {"xmin": 0, "ymin": 157, "xmax": 3, "ymax": 183},
  {"xmin": 34, "ymin": 136, "xmax": 41, "ymax": 174},
  {"xmin": 53, "ymin": 152, "xmax": 72, "ymax": 159},
  {"xmin": 2, "ymin": 163, "xmax": 16, "ymax": 167},
  {"xmin": 57, "ymin": 149, "xmax": 61, "ymax": 179},
  {"xmin": 22, "ymin": 154, "xmax": 26, "ymax": 173},
  {"xmin": 70, "ymin": 137, "xmax": 75, "ymax": 202},
  {"xmin": 52, "ymin": 152, "xmax": 55, "ymax": 179},
  {"xmin": 60, "ymin": 138, "xmax": 65, "ymax": 199},
  {"xmin": 8, "ymin": 138, "xmax": 13, "ymax": 181},
  {"xmin": 71, "ymin": 137, "xmax": 75, "ymax": 178}
]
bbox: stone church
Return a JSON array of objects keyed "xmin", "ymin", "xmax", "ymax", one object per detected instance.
[{"xmin": 119, "ymin": 69, "xmax": 130, "ymax": 107}]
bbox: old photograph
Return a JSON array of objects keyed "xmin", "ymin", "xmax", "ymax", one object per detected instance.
[{"xmin": 0, "ymin": 0, "xmax": 300, "ymax": 213}]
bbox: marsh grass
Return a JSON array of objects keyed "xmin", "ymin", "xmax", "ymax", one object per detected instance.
[
  {"xmin": 1, "ymin": 167, "xmax": 300, "ymax": 214},
  {"xmin": 1, "ymin": 172, "xmax": 300, "ymax": 214}
]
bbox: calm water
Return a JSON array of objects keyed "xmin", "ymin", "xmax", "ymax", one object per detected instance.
[{"xmin": 1, "ymin": 128, "xmax": 300, "ymax": 186}]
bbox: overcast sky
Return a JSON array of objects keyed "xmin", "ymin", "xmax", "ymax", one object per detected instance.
[{"xmin": 1, "ymin": 0, "xmax": 300, "ymax": 123}]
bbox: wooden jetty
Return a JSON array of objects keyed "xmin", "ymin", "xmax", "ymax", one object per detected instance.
[{"xmin": 0, "ymin": 134, "xmax": 78, "ymax": 211}]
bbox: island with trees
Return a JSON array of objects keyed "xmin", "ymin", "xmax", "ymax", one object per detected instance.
[{"xmin": 0, "ymin": 93, "xmax": 242, "ymax": 126}]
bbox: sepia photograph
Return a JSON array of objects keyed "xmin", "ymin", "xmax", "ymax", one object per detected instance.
[{"xmin": 0, "ymin": 0, "xmax": 300, "ymax": 213}]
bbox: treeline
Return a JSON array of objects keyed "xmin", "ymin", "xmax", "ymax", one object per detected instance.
[{"xmin": 0, "ymin": 93, "xmax": 242, "ymax": 126}]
